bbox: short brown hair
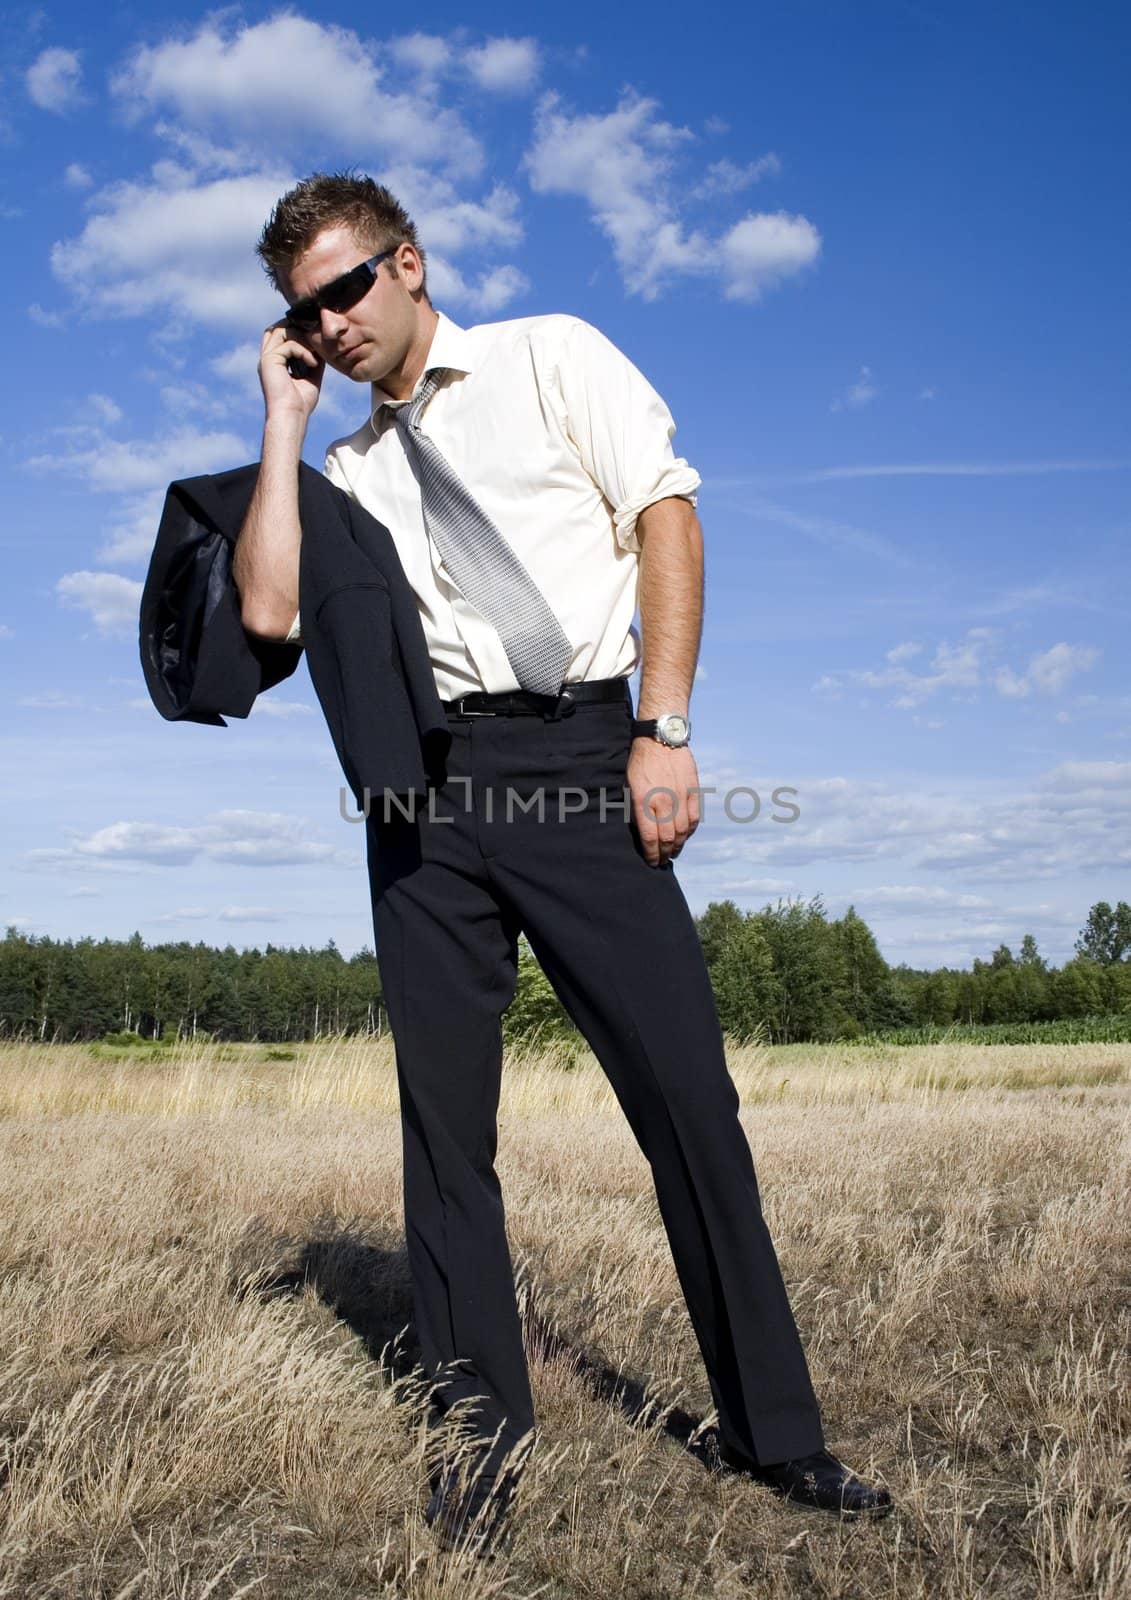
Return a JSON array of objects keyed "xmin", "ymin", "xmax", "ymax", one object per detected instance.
[{"xmin": 256, "ymin": 171, "xmax": 429, "ymax": 298}]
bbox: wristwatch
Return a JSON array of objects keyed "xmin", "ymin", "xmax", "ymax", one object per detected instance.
[{"xmin": 631, "ymin": 711, "xmax": 691, "ymax": 748}]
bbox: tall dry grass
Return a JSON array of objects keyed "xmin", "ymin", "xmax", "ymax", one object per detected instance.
[{"xmin": 0, "ymin": 1035, "xmax": 1127, "ymax": 1598}]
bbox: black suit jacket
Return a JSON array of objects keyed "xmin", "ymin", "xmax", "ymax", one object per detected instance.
[{"xmin": 139, "ymin": 460, "xmax": 451, "ymax": 805}]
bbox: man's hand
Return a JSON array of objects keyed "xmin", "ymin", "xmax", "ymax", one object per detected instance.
[
  {"xmin": 258, "ymin": 320, "xmax": 324, "ymax": 422},
  {"xmin": 626, "ymin": 739, "xmax": 701, "ymax": 867}
]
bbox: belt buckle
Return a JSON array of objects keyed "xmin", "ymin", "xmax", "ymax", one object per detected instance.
[{"xmin": 450, "ymin": 695, "xmax": 497, "ymax": 718}]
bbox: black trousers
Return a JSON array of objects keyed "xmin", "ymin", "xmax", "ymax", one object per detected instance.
[{"xmin": 364, "ymin": 687, "xmax": 825, "ymax": 1470}]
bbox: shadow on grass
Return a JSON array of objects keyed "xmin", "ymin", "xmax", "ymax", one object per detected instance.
[{"xmin": 229, "ymin": 1215, "xmax": 727, "ymax": 1475}]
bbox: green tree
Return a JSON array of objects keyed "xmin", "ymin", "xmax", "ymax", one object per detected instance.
[
  {"xmin": 1014, "ymin": 935, "xmax": 1051, "ymax": 1020},
  {"xmin": 695, "ymin": 900, "xmax": 745, "ymax": 970},
  {"xmin": 1075, "ymin": 901, "xmax": 1131, "ymax": 965},
  {"xmin": 1052, "ymin": 957, "xmax": 1107, "ymax": 1017},
  {"xmin": 710, "ymin": 917, "xmax": 778, "ymax": 1042},
  {"xmin": 753, "ymin": 896, "xmax": 838, "ymax": 1043},
  {"xmin": 828, "ymin": 906, "xmax": 908, "ymax": 1034},
  {"xmin": 919, "ymin": 967, "xmax": 960, "ymax": 1025},
  {"xmin": 0, "ymin": 927, "xmax": 38, "ymax": 1037},
  {"xmin": 503, "ymin": 939, "xmax": 576, "ymax": 1046}
]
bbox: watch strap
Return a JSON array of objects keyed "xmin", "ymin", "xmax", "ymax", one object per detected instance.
[{"xmin": 631, "ymin": 715, "xmax": 690, "ymax": 746}]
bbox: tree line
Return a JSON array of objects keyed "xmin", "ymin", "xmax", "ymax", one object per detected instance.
[
  {"xmin": 0, "ymin": 930, "xmax": 383, "ymax": 1044},
  {"xmin": 695, "ymin": 897, "xmax": 1131, "ymax": 1043},
  {"xmin": 1, "ymin": 899, "xmax": 1128, "ymax": 1046}
]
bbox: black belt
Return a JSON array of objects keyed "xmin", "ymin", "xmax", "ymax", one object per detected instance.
[{"xmin": 441, "ymin": 677, "xmax": 631, "ymax": 719}]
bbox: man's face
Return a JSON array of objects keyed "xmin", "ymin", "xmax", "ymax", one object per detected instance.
[{"xmin": 278, "ymin": 222, "xmax": 421, "ymax": 386}]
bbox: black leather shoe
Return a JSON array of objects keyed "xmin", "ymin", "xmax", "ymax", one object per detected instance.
[
  {"xmin": 424, "ymin": 1442, "xmax": 526, "ymax": 1555},
  {"xmin": 718, "ymin": 1442, "xmax": 893, "ymax": 1518}
]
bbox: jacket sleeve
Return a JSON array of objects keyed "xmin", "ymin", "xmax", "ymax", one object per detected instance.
[{"xmin": 139, "ymin": 470, "xmax": 303, "ymax": 726}]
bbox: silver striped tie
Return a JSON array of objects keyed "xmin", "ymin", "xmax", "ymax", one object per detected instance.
[{"xmin": 389, "ymin": 369, "xmax": 574, "ymax": 696}]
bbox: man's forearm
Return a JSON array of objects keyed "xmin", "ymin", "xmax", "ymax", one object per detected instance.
[
  {"xmin": 232, "ymin": 414, "xmax": 306, "ymax": 639},
  {"xmin": 634, "ymin": 496, "xmax": 704, "ymax": 716}
]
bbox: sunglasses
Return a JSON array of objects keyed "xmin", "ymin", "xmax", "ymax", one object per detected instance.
[{"xmin": 283, "ymin": 248, "xmax": 395, "ymax": 332}]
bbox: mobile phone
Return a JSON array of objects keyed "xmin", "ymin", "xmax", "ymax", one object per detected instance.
[{"xmin": 286, "ymin": 354, "xmax": 316, "ymax": 380}]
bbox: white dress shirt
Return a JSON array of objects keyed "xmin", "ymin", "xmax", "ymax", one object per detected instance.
[{"xmin": 287, "ymin": 311, "xmax": 701, "ymax": 700}]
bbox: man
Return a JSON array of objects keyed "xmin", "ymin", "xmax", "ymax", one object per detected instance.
[{"xmin": 234, "ymin": 173, "xmax": 891, "ymax": 1552}]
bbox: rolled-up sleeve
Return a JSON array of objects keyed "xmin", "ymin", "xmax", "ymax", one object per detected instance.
[{"xmin": 552, "ymin": 318, "xmax": 701, "ymax": 554}]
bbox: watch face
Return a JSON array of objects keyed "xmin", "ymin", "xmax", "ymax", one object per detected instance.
[{"xmin": 657, "ymin": 713, "xmax": 690, "ymax": 745}]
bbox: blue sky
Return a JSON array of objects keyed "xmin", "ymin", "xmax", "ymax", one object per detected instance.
[{"xmin": 2, "ymin": 0, "xmax": 1128, "ymax": 969}]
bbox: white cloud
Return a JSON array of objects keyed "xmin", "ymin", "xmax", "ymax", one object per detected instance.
[
  {"xmin": 994, "ymin": 643, "xmax": 1098, "ymax": 699},
  {"xmin": 31, "ymin": 811, "xmax": 340, "ymax": 870},
  {"xmin": 388, "ymin": 33, "xmax": 453, "ymax": 79},
  {"xmin": 817, "ymin": 628, "xmax": 998, "ymax": 707},
  {"xmin": 886, "ymin": 641, "xmax": 922, "ymax": 664},
  {"xmin": 832, "ymin": 364, "xmax": 878, "ymax": 411},
  {"xmin": 51, "ymin": 170, "xmax": 290, "ymax": 328},
  {"xmin": 148, "ymin": 122, "xmax": 251, "ymax": 177},
  {"xmin": 404, "ymin": 175, "xmax": 524, "ymax": 255},
  {"xmin": 29, "ymin": 424, "xmax": 249, "ymax": 494},
  {"xmin": 16, "ymin": 692, "xmax": 82, "ymax": 709},
  {"xmin": 26, "ymin": 47, "xmax": 85, "ymax": 113},
  {"xmin": 97, "ymin": 488, "xmax": 169, "ymax": 566},
  {"xmin": 429, "ymin": 258, "xmax": 530, "ymax": 314},
  {"xmin": 159, "ymin": 382, "xmax": 236, "ymax": 420},
  {"xmin": 111, "ymin": 15, "xmax": 482, "ymax": 176},
  {"xmin": 525, "ymin": 90, "xmax": 819, "ymax": 303},
  {"xmin": 55, "ymin": 571, "xmax": 143, "ymax": 635},
  {"xmin": 995, "ymin": 668, "xmax": 1028, "ymax": 698},
  {"xmin": 682, "ymin": 759, "xmax": 1131, "ymax": 890},
  {"xmin": 700, "ymin": 154, "xmax": 781, "ymax": 196},
  {"xmin": 525, "ymin": 91, "xmax": 702, "ymax": 300},
  {"xmin": 465, "ymin": 37, "xmax": 541, "ymax": 94},
  {"xmin": 218, "ymin": 906, "xmax": 289, "ymax": 922},
  {"xmin": 793, "ymin": 458, "xmax": 1131, "ymax": 484},
  {"xmin": 376, "ymin": 165, "xmax": 529, "ymax": 312},
  {"xmin": 1028, "ymin": 642, "xmax": 1099, "ymax": 694},
  {"xmin": 719, "ymin": 210, "xmax": 821, "ymax": 302},
  {"xmin": 64, "ymin": 162, "xmax": 93, "ymax": 188},
  {"xmin": 28, "ymin": 303, "xmax": 65, "ymax": 329},
  {"xmin": 88, "ymin": 393, "xmax": 124, "ymax": 426},
  {"xmin": 1040, "ymin": 759, "xmax": 1131, "ymax": 798},
  {"xmin": 210, "ymin": 342, "xmax": 262, "ymax": 383}
]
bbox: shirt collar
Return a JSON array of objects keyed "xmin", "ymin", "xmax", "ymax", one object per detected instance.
[{"xmin": 369, "ymin": 310, "xmax": 474, "ymax": 428}]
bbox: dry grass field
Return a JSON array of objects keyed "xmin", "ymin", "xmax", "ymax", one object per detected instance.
[{"xmin": 0, "ymin": 1035, "xmax": 1127, "ymax": 1599}]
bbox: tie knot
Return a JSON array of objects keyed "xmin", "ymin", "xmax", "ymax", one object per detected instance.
[{"xmin": 385, "ymin": 367, "xmax": 444, "ymax": 429}]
